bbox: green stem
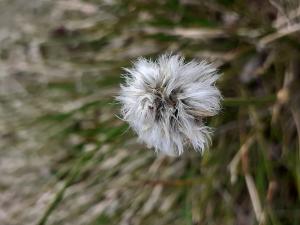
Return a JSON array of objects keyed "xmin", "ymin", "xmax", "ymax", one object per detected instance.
[
  {"xmin": 36, "ymin": 125, "xmax": 128, "ymax": 225},
  {"xmin": 36, "ymin": 149, "xmax": 97, "ymax": 225},
  {"xmin": 223, "ymin": 95, "xmax": 277, "ymax": 107}
]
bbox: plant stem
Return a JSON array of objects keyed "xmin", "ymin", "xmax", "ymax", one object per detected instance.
[
  {"xmin": 36, "ymin": 125, "xmax": 128, "ymax": 225},
  {"xmin": 36, "ymin": 148, "xmax": 98, "ymax": 225},
  {"xmin": 223, "ymin": 95, "xmax": 277, "ymax": 107}
]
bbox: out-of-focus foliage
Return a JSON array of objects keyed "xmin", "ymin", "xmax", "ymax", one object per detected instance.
[{"xmin": 0, "ymin": 0, "xmax": 300, "ymax": 225}]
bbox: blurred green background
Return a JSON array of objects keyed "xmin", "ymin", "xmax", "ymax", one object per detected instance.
[{"xmin": 1, "ymin": 0, "xmax": 300, "ymax": 224}]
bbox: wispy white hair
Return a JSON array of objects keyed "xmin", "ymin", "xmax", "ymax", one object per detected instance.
[{"xmin": 117, "ymin": 54, "xmax": 222, "ymax": 156}]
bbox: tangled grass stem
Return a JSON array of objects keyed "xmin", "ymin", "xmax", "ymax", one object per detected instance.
[{"xmin": 36, "ymin": 97, "xmax": 275, "ymax": 225}]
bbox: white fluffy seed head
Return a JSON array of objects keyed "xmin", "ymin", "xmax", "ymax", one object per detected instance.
[{"xmin": 117, "ymin": 54, "xmax": 222, "ymax": 156}]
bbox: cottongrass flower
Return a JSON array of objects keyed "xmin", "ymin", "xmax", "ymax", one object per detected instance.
[{"xmin": 117, "ymin": 54, "xmax": 222, "ymax": 156}]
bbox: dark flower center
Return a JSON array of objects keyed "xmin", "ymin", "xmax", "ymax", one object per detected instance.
[{"xmin": 151, "ymin": 89, "xmax": 179, "ymax": 121}]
